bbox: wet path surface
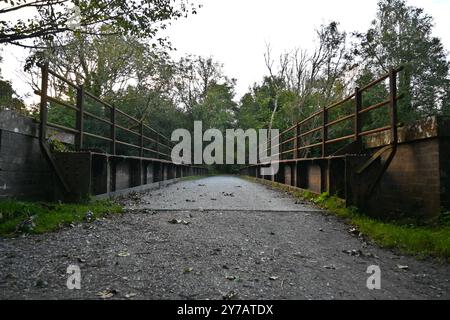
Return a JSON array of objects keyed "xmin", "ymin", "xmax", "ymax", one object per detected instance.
[{"xmin": 0, "ymin": 176, "xmax": 449, "ymax": 300}]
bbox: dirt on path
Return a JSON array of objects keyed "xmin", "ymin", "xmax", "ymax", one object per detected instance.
[{"xmin": 0, "ymin": 176, "xmax": 448, "ymax": 300}]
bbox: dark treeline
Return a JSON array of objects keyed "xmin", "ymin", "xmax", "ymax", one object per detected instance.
[{"xmin": 0, "ymin": 0, "xmax": 449, "ymax": 171}]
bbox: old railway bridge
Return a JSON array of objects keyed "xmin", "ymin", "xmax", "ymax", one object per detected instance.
[{"xmin": 0, "ymin": 64, "xmax": 449, "ymax": 220}]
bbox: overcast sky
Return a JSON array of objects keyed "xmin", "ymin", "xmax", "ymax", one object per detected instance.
[{"xmin": 1, "ymin": 0, "xmax": 450, "ymax": 103}]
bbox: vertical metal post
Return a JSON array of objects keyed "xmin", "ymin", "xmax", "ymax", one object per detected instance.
[
  {"xmin": 110, "ymin": 105, "xmax": 116, "ymax": 155},
  {"xmin": 296, "ymin": 124, "xmax": 301, "ymax": 159},
  {"xmin": 322, "ymin": 106, "xmax": 328, "ymax": 157},
  {"xmin": 37, "ymin": 63, "xmax": 71, "ymax": 193},
  {"xmin": 156, "ymin": 135, "xmax": 160, "ymax": 159},
  {"xmin": 280, "ymin": 134, "xmax": 284, "ymax": 160},
  {"xmin": 389, "ymin": 69, "xmax": 398, "ymax": 147},
  {"xmin": 75, "ymin": 85, "xmax": 84, "ymax": 151},
  {"xmin": 354, "ymin": 87, "xmax": 362, "ymax": 146},
  {"xmin": 39, "ymin": 63, "xmax": 49, "ymax": 143},
  {"xmin": 140, "ymin": 121, "xmax": 144, "ymax": 157}
]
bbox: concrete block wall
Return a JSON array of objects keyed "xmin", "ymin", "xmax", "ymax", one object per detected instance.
[
  {"xmin": 146, "ymin": 162, "xmax": 155, "ymax": 184},
  {"xmin": 244, "ymin": 116, "xmax": 449, "ymax": 220},
  {"xmin": 306, "ymin": 164, "xmax": 322, "ymax": 194},
  {"xmin": 283, "ymin": 164, "xmax": 293, "ymax": 186},
  {"xmin": 0, "ymin": 111, "xmax": 54, "ymax": 200},
  {"xmin": 367, "ymin": 139, "xmax": 442, "ymax": 218},
  {"xmin": 440, "ymin": 138, "xmax": 450, "ymax": 211},
  {"xmin": 365, "ymin": 116, "xmax": 450, "ymax": 219},
  {"xmin": 54, "ymin": 152, "xmax": 203, "ymax": 200},
  {"xmin": 0, "ymin": 111, "xmax": 207, "ymax": 202}
]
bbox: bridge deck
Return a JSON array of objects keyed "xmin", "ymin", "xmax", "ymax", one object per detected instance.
[{"xmin": 1, "ymin": 176, "xmax": 448, "ymax": 299}]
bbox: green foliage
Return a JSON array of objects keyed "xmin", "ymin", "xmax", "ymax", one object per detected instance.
[
  {"xmin": 48, "ymin": 137, "xmax": 69, "ymax": 153},
  {"xmin": 193, "ymin": 83, "xmax": 237, "ymax": 130},
  {"xmin": 438, "ymin": 211, "xmax": 450, "ymax": 227},
  {"xmin": 237, "ymin": 22, "xmax": 352, "ymax": 159},
  {"xmin": 354, "ymin": 0, "xmax": 450, "ymax": 122},
  {"xmin": 3, "ymin": 0, "xmax": 449, "ymax": 171},
  {"xmin": 1, "ymin": 0, "xmax": 199, "ymax": 50},
  {"xmin": 0, "ymin": 78, "xmax": 27, "ymax": 115},
  {"xmin": 356, "ymin": 68, "xmax": 390, "ymax": 131},
  {"xmin": 0, "ymin": 200, "xmax": 123, "ymax": 236},
  {"xmin": 314, "ymin": 192, "xmax": 330, "ymax": 205}
]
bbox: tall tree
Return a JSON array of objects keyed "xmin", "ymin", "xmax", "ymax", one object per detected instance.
[
  {"xmin": 29, "ymin": 28, "xmax": 150, "ymax": 97},
  {"xmin": 238, "ymin": 22, "xmax": 352, "ymax": 157},
  {"xmin": 193, "ymin": 82, "xmax": 237, "ymax": 130},
  {"xmin": 173, "ymin": 55, "xmax": 235, "ymax": 121},
  {"xmin": 354, "ymin": 0, "xmax": 450, "ymax": 121},
  {"xmin": 259, "ymin": 22, "xmax": 351, "ymax": 130}
]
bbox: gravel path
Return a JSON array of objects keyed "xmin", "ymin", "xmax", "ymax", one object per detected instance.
[{"xmin": 0, "ymin": 176, "xmax": 448, "ymax": 300}]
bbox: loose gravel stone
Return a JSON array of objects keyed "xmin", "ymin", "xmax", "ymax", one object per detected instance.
[{"xmin": 0, "ymin": 176, "xmax": 448, "ymax": 300}]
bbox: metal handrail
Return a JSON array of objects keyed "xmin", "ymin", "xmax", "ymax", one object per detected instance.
[
  {"xmin": 264, "ymin": 67, "xmax": 403, "ymax": 160},
  {"xmin": 36, "ymin": 63, "xmax": 174, "ymax": 160}
]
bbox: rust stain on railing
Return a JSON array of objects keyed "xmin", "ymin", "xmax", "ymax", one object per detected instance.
[
  {"xmin": 35, "ymin": 62, "xmax": 175, "ymax": 161},
  {"xmin": 267, "ymin": 66, "xmax": 404, "ymax": 161}
]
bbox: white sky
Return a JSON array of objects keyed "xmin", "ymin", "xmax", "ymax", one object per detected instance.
[{"xmin": 1, "ymin": 0, "xmax": 450, "ymax": 103}]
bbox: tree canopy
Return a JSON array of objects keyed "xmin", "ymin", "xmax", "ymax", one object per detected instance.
[
  {"xmin": 0, "ymin": 0, "xmax": 199, "ymax": 49},
  {"xmin": 0, "ymin": 0, "xmax": 449, "ymax": 169},
  {"xmin": 354, "ymin": 0, "xmax": 450, "ymax": 120}
]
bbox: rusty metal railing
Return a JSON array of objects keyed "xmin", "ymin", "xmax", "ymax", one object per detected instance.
[
  {"xmin": 35, "ymin": 63, "xmax": 175, "ymax": 160},
  {"xmin": 269, "ymin": 67, "xmax": 403, "ymax": 160}
]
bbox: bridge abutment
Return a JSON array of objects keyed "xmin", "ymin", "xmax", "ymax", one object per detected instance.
[
  {"xmin": 241, "ymin": 116, "xmax": 450, "ymax": 220},
  {"xmin": 0, "ymin": 110, "xmax": 207, "ymax": 201}
]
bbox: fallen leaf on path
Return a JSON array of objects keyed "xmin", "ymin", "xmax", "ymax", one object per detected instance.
[
  {"xmin": 323, "ymin": 265, "xmax": 336, "ymax": 270},
  {"xmin": 117, "ymin": 251, "xmax": 130, "ymax": 257},
  {"xmin": 97, "ymin": 289, "xmax": 118, "ymax": 299},
  {"xmin": 342, "ymin": 249, "xmax": 362, "ymax": 257},
  {"xmin": 168, "ymin": 219, "xmax": 190, "ymax": 225},
  {"xmin": 222, "ymin": 290, "xmax": 238, "ymax": 300},
  {"xmin": 348, "ymin": 227, "xmax": 363, "ymax": 238},
  {"xmin": 269, "ymin": 276, "xmax": 279, "ymax": 281},
  {"xmin": 222, "ymin": 192, "xmax": 235, "ymax": 197},
  {"xmin": 397, "ymin": 265, "xmax": 409, "ymax": 270},
  {"xmin": 183, "ymin": 267, "xmax": 193, "ymax": 274},
  {"xmin": 35, "ymin": 279, "xmax": 48, "ymax": 288},
  {"xmin": 84, "ymin": 211, "xmax": 94, "ymax": 223},
  {"xmin": 15, "ymin": 216, "xmax": 36, "ymax": 233},
  {"xmin": 125, "ymin": 293, "xmax": 137, "ymax": 299},
  {"xmin": 226, "ymin": 275, "xmax": 236, "ymax": 281}
]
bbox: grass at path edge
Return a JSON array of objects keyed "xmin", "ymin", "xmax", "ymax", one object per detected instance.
[{"xmin": 0, "ymin": 200, "xmax": 122, "ymax": 236}]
